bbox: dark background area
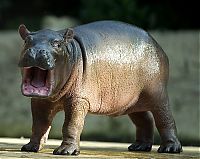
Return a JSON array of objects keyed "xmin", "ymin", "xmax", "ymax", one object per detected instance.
[{"xmin": 0, "ymin": 0, "xmax": 199, "ymax": 30}]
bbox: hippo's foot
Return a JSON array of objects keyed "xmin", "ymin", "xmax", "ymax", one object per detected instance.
[
  {"xmin": 158, "ymin": 142, "xmax": 182, "ymax": 153},
  {"xmin": 21, "ymin": 142, "xmax": 42, "ymax": 152},
  {"xmin": 128, "ymin": 142, "xmax": 152, "ymax": 152},
  {"xmin": 53, "ymin": 143, "xmax": 80, "ymax": 155}
]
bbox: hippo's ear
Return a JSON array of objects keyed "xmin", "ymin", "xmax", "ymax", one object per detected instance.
[
  {"xmin": 63, "ymin": 28, "xmax": 74, "ymax": 42},
  {"xmin": 18, "ymin": 24, "xmax": 30, "ymax": 40}
]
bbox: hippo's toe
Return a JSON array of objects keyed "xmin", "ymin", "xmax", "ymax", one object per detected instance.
[
  {"xmin": 21, "ymin": 142, "xmax": 41, "ymax": 152},
  {"xmin": 158, "ymin": 142, "xmax": 182, "ymax": 153},
  {"xmin": 128, "ymin": 142, "xmax": 152, "ymax": 152},
  {"xmin": 53, "ymin": 144, "xmax": 80, "ymax": 155}
]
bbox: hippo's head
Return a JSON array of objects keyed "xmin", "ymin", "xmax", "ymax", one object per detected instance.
[{"xmin": 18, "ymin": 24, "xmax": 74, "ymax": 98}]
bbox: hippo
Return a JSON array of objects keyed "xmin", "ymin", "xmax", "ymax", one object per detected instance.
[{"xmin": 18, "ymin": 21, "xmax": 182, "ymax": 155}]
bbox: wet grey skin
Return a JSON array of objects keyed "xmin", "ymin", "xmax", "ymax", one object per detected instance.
[{"xmin": 18, "ymin": 21, "xmax": 182, "ymax": 155}]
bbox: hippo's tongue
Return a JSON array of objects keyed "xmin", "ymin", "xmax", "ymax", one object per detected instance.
[{"xmin": 31, "ymin": 68, "xmax": 47, "ymax": 88}]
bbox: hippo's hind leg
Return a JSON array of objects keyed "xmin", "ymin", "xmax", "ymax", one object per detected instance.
[
  {"xmin": 21, "ymin": 99, "xmax": 59, "ymax": 152},
  {"xmin": 128, "ymin": 111, "xmax": 154, "ymax": 152},
  {"xmin": 151, "ymin": 87, "xmax": 182, "ymax": 153}
]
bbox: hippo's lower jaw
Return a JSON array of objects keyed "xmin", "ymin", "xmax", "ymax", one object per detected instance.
[{"xmin": 21, "ymin": 67, "xmax": 54, "ymax": 97}]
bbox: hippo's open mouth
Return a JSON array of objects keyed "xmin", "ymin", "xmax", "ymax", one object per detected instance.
[{"xmin": 22, "ymin": 67, "xmax": 54, "ymax": 97}]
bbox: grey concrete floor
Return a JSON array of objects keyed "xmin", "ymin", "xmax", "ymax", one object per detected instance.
[{"xmin": 0, "ymin": 138, "xmax": 199, "ymax": 158}]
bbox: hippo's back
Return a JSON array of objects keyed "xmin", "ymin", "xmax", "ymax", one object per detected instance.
[
  {"xmin": 73, "ymin": 21, "xmax": 163, "ymax": 77},
  {"xmin": 74, "ymin": 21, "xmax": 151, "ymax": 50}
]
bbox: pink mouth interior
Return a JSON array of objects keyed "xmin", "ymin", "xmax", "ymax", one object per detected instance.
[
  {"xmin": 31, "ymin": 68, "xmax": 47, "ymax": 88},
  {"xmin": 22, "ymin": 67, "xmax": 53, "ymax": 96}
]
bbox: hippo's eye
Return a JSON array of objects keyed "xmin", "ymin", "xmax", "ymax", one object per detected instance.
[
  {"xmin": 24, "ymin": 36, "xmax": 33, "ymax": 45},
  {"xmin": 51, "ymin": 40, "xmax": 61, "ymax": 48},
  {"xmin": 24, "ymin": 38, "xmax": 29, "ymax": 44}
]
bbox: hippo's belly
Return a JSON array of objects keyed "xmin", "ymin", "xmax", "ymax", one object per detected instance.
[{"xmin": 74, "ymin": 21, "xmax": 161, "ymax": 115}]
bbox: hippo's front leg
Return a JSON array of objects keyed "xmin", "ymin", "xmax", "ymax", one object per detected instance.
[
  {"xmin": 21, "ymin": 99, "xmax": 59, "ymax": 152},
  {"xmin": 53, "ymin": 98, "xmax": 89, "ymax": 155}
]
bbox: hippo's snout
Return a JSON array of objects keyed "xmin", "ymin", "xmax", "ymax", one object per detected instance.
[
  {"xmin": 19, "ymin": 48, "xmax": 56, "ymax": 97},
  {"xmin": 18, "ymin": 48, "xmax": 55, "ymax": 70}
]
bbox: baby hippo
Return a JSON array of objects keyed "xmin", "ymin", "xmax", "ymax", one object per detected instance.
[{"xmin": 18, "ymin": 21, "xmax": 182, "ymax": 155}]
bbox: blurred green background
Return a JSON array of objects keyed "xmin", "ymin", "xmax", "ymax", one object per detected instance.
[{"xmin": 0, "ymin": 0, "xmax": 199, "ymax": 146}]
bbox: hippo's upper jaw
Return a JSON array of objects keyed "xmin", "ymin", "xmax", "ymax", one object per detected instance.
[{"xmin": 21, "ymin": 67, "xmax": 54, "ymax": 97}]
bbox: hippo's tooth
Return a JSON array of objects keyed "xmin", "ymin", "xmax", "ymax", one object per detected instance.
[{"xmin": 29, "ymin": 88, "xmax": 33, "ymax": 93}]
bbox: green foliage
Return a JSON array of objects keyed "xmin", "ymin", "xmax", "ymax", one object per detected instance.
[
  {"xmin": 0, "ymin": 0, "xmax": 199, "ymax": 30},
  {"xmin": 79, "ymin": 0, "xmax": 144, "ymax": 26},
  {"xmin": 0, "ymin": 0, "xmax": 11, "ymax": 10},
  {"xmin": 78, "ymin": 0, "xmax": 199, "ymax": 30}
]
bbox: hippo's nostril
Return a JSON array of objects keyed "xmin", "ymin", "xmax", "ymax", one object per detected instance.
[
  {"xmin": 39, "ymin": 50, "xmax": 43, "ymax": 53},
  {"xmin": 26, "ymin": 49, "xmax": 36, "ymax": 59},
  {"xmin": 39, "ymin": 49, "xmax": 48, "ymax": 55}
]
